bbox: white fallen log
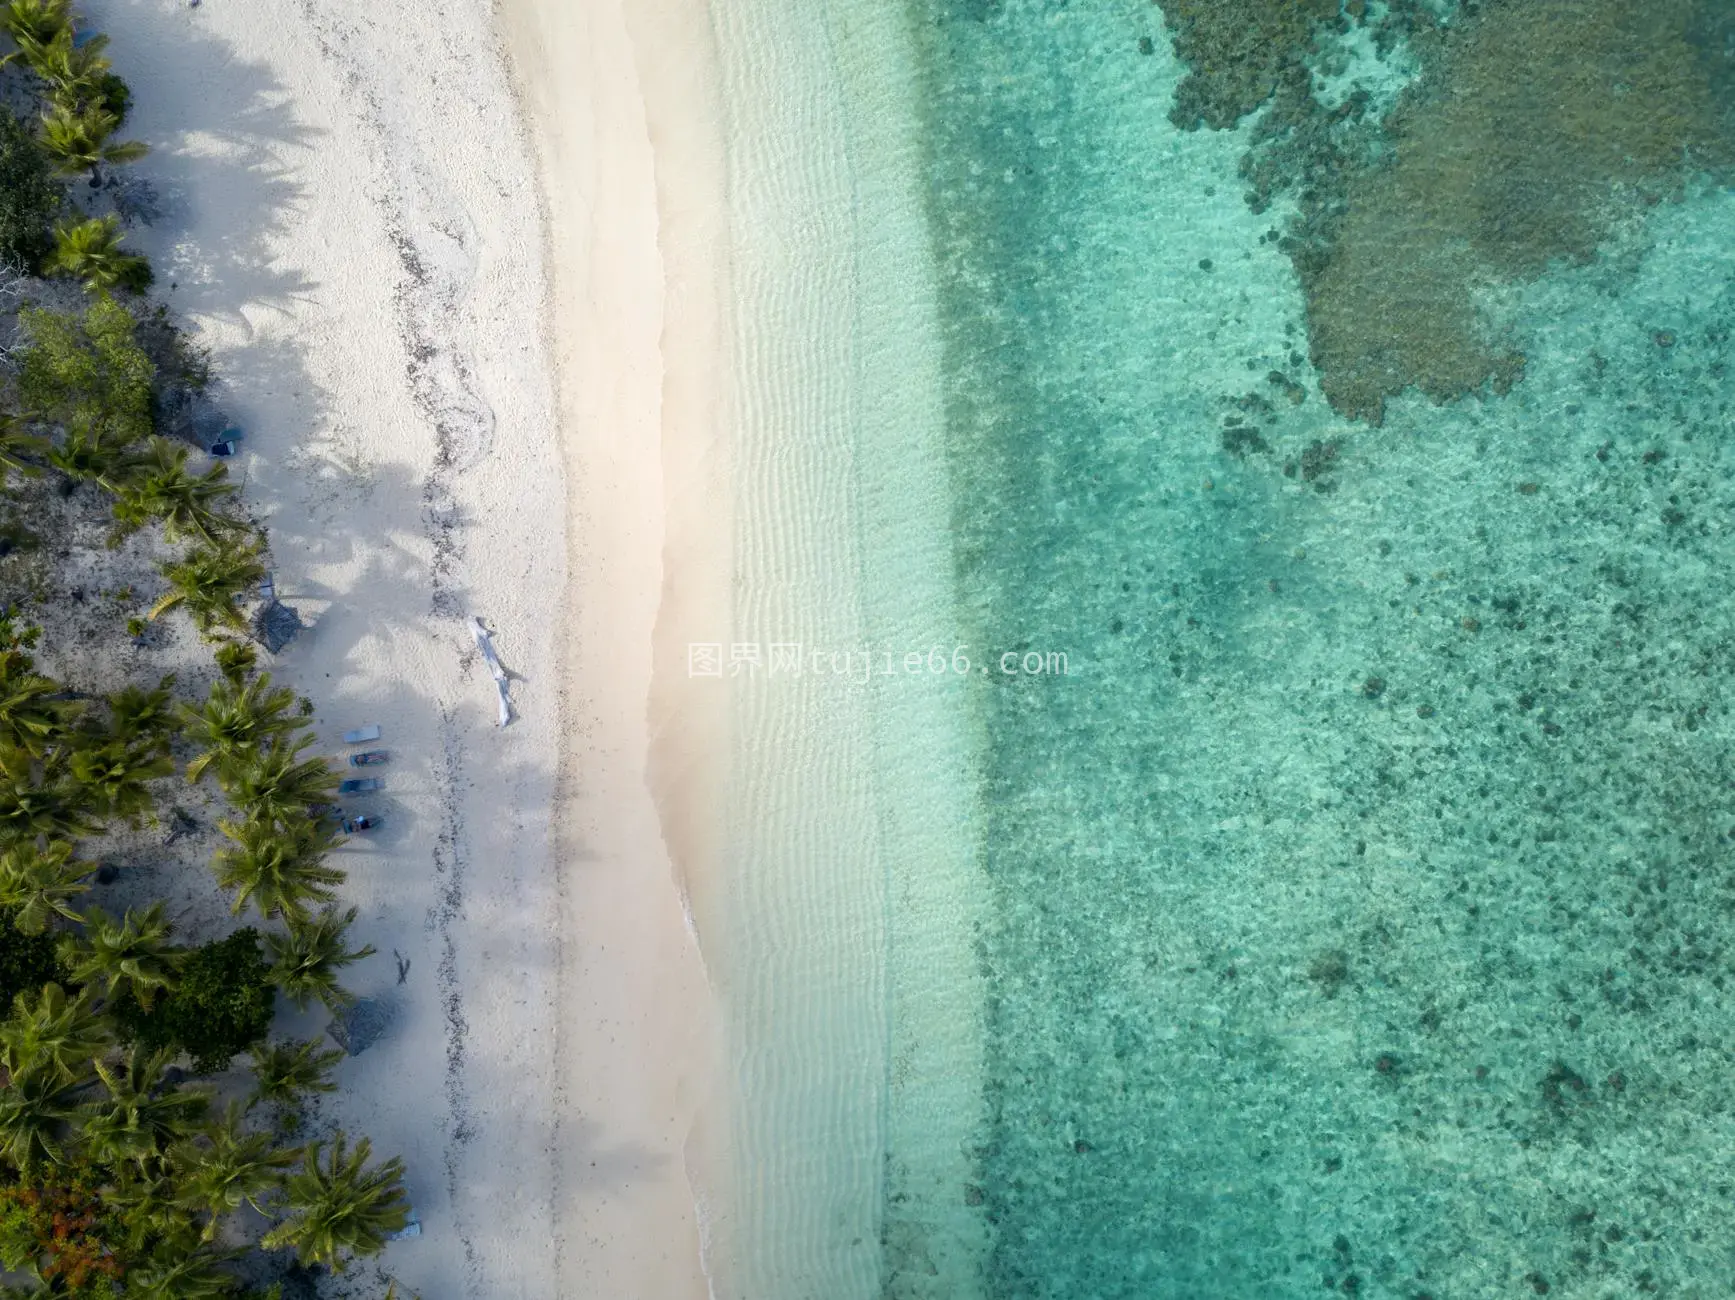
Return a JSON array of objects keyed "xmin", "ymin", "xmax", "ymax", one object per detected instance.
[{"xmin": 470, "ymin": 616, "xmax": 513, "ymax": 726}]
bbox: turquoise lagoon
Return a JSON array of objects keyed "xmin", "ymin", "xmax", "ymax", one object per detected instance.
[{"xmin": 709, "ymin": 1, "xmax": 1735, "ymax": 1296}]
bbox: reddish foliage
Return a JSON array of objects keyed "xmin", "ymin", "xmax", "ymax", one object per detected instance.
[{"xmin": 0, "ymin": 1174, "xmax": 125, "ymax": 1292}]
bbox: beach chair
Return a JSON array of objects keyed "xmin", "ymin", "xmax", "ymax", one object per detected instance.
[
  {"xmin": 342, "ymin": 725, "xmax": 382, "ymax": 744},
  {"xmin": 209, "ymin": 427, "xmax": 242, "ymax": 456},
  {"xmin": 338, "ymin": 778, "xmax": 382, "ymax": 794},
  {"xmin": 348, "ymin": 750, "xmax": 388, "ymax": 767}
]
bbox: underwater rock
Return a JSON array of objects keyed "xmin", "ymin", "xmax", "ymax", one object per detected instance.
[
  {"xmin": 1305, "ymin": 0, "xmax": 1735, "ymax": 421},
  {"xmin": 1153, "ymin": 0, "xmax": 1339, "ymax": 130}
]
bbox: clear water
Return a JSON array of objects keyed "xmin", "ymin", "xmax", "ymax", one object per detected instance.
[
  {"xmin": 703, "ymin": 0, "xmax": 983, "ymax": 1295},
  {"xmin": 876, "ymin": 0, "xmax": 1735, "ymax": 1296}
]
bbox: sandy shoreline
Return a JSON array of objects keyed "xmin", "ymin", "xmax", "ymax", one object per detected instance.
[{"xmin": 498, "ymin": 0, "xmax": 722, "ymax": 1294}]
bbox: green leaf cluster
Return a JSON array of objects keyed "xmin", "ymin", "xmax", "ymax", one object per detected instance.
[
  {"xmin": 0, "ymin": 107, "xmax": 60, "ymax": 268},
  {"xmin": 0, "ymin": 907, "xmax": 62, "ymax": 1014},
  {"xmin": 0, "ymin": 0, "xmax": 151, "ymax": 285},
  {"xmin": 9, "ymin": 299, "xmax": 265, "ymax": 640},
  {"xmin": 18, "ymin": 297, "xmax": 153, "ymax": 446},
  {"xmin": 108, "ymin": 930, "xmax": 272, "ymax": 1075}
]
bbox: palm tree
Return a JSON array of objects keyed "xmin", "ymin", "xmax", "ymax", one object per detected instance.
[
  {"xmin": 0, "ymin": 982, "xmax": 105, "ymax": 1082},
  {"xmin": 0, "ymin": 412, "xmax": 46, "ymax": 483},
  {"xmin": 181, "ymin": 672, "xmax": 302, "ymax": 784},
  {"xmin": 104, "ymin": 680, "xmax": 178, "ymax": 751},
  {"xmin": 265, "ymin": 907, "xmax": 374, "ymax": 1012},
  {"xmin": 65, "ymin": 734, "xmax": 173, "ymax": 822},
  {"xmin": 212, "ymin": 814, "xmax": 342, "ymax": 924},
  {"xmin": 212, "ymin": 642, "xmax": 257, "ymax": 687},
  {"xmin": 59, "ymin": 903, "xmax": 179, "ymax": 1010},
  {"xmin": 248, "ymin": 1038, "xmax": 341, "ymax": 1112},
  {"xmin": 148, "ymin": 538, "xmax": 266, "ymax": 637},
  {"xmin": 38, "ymin": 101, "xmax": 146, "ymax": 184},
  {"xmin": 0, "ymin": 0, "xmax": 70, "ymax": 52},
  {"xmin": 0, "ymin": 647, "xmax": 72, "ymax": 754},
  {"xmin": 0, "ymin": 748, "xmax": 100, "ymax": 845},
  {"xmin": 18, "ymin": 25, "xmax": 108, "ymax": 99},
  {"xmin": 79, "ymin": 1048, "xmax": 208, "ymax": 1171},
  {"xmin": 44, "ymin": 214, "xmax": 151, "ymax": 294},
  {"xmin": 45, "ymin": 418, "xmax": 136, "ymax": 489},
  {"xmin": 113, "ymin": 439, "xmax": 240, "ymax": 544},
  {"xmin": 171, "ymin": 1102, "xmax": 298, "ymax": 1235},
  {"xmin": 0, "ymin": 1063, "xmax": 82, "ymax": 1168},
  {"xmin": 215, "ymin": 734, "xmax": 337, "ymax": 824},
  {"xmin": 0, "ymin": 840, "xmax": 92, "ymax": 933},
  {"xmin": 117, "ymin": 1242, "xmax": 240, "ymax": 1300},
  {"xmin": 260, "ymin": 1133, "xmax": 409, "ymax": 1271},
  {"xmin": 105, "ymin": 1162, "xmax": 199, "ymax": 1256},
  {"xmin": 0, "ymin": 753, "xmax": 100, "ymax": 846}
]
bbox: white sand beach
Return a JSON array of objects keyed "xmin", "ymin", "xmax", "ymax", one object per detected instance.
[{"xmin": 88, "ymin": 0, "xmax": 717, "ymax": 1294}]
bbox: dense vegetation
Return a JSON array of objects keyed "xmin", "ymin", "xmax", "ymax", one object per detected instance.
[{"xmin": 0, "ymin": 1, "xmax": 407, "ymax": 1294}]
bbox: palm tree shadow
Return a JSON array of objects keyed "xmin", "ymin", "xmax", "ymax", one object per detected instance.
[
  {"xmin": 98, "ymin": 1, "xmax": 327, "ymax": 512},
  {"xmin": 105, "ymin": 1, "xmax": 320, "ymax": 326}
]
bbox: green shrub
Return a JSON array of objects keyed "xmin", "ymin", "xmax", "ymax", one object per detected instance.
[
  {"xmin": 18, "ymin": 298, "xmax": 155, "ymax": 445},
  {"xmin": 113, "ymin": 927, "xmax": 273, "ymax": 1073},
  {"xmin": 0, "ymin": 903, "xmax": 67, "ymax": 1008},
  {"xmin": 96, "ymin": 73, "xmax": 131, "ymax": 126},
  {"xmin": 0, "ymin": 107, "xmax": 63, "ymax": 269}
]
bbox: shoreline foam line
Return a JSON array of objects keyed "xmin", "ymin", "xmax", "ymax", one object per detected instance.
[
  {"xmin": 820, "ymin": 0, "xmax": 990, "ymax": 1294},
  {"xmin": 701, "ymin": 0, "xmax": 890, "ymax": 1288},
  {"xmin": 698, "ymin": 0, "xmax": 989, "ymax": 1294}
]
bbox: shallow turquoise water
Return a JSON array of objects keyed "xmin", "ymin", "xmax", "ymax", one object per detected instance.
[{"xmin": 893, "ymin": 1, "xmax": 1735, "ymax": 1296}]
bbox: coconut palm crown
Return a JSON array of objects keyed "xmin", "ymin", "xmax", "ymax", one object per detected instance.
[
  {"xmin": 78, "ymin": 1047, "xmax": 209, "ymax": 1171},
  {"xmin": 265, "ymin": 906, "xmax": 375, "ymax": 1012},
  {"xmin": 170, "ymin": 1101, "xmax": 298, "ymax": 1234},
  {"xmin": 0, "ymin": 643, "xmax": 75, "ymax": 754},
  {"xmin": 0, "ymin": 1062, "xmax": 82, "ymax": 1168},
  {"xmin": 148, "ymin": 537, "xmax": 266, "ymax": 637},
  {"xmin": 45, "ymin": 214, "xmax": 152, "ymax": 294},
  {"xmin": 0, "ymin": 981, "xmax": 104, "ymax": 1082},
  {"xmin": 248, "ymin": 1038, "xmax": 342, "ymax": 1112},
  {"xmin": 212, "ymin": 813, "xmax": 342, "ymax": 924},
  {"xmin": 260, "ymin": 1133, "xmax": 409, "ymax": 1271},
  {"xmin": 58, "ymin": 902, "xmax": 179, "ymax": 1010},
  {"xmin": 0, "ymin": 839, "xmax": 92, "ymax": 933},
  {"xmin": 0, "ymin": 745, "xmax": 102, "ymax": 845},
  {"xmin": 213, "ymin": 733, "xmax": 337, "ymax": 825},
  {"xmin": 112, "ymin": 438, "xmax": 239, "ymax": 544},
  {"xmin": 0, "ymin": 0, "xmax": 72, "ymax": 53},
  {"xmin": 39, "ymin": 100, "xmax": 146, "ymax": 183},
  {"xmin": 181, "ymin": 671, "xmax": 302, "ymax": 784}
]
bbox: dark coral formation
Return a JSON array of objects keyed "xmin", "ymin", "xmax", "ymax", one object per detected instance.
[
  {"xmin": 1155, "ymin": 0, "xmax": 1340, "ymax": 130},
  {"xmin": 1310, "ymin": 0, "xmax": 1735, "ymax": 421},
  {"xmin": 1156, "ymin": 0, "xmax": 1735, "ymax": 422}
]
